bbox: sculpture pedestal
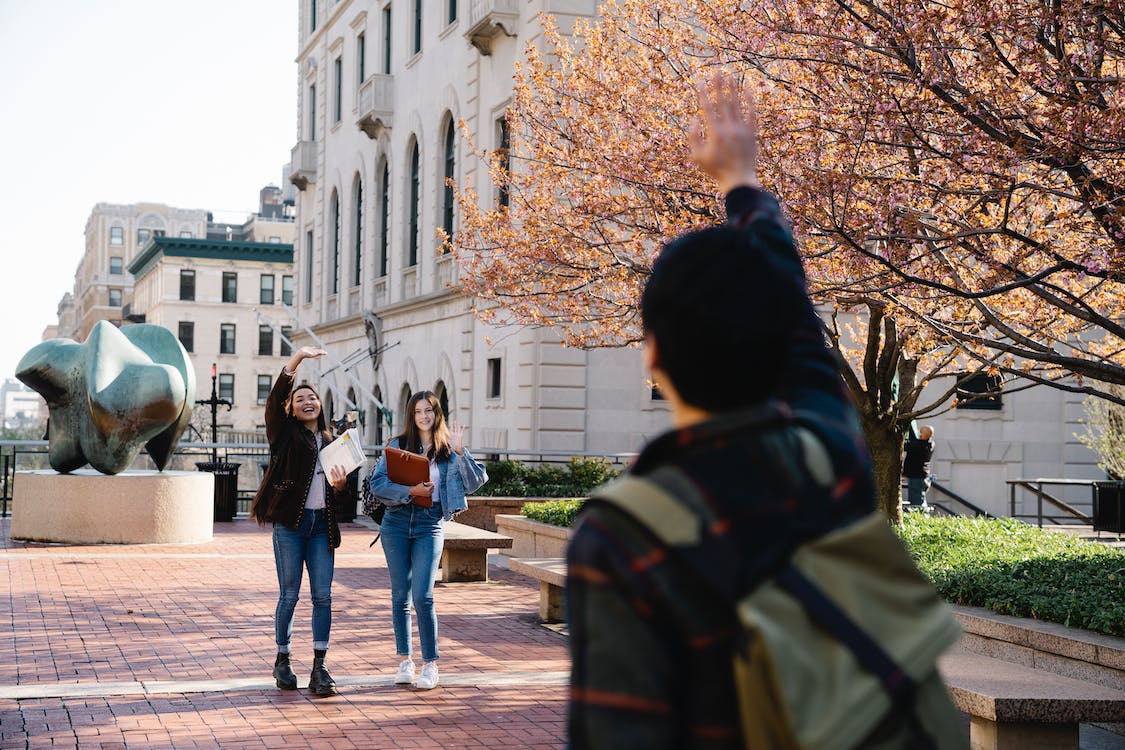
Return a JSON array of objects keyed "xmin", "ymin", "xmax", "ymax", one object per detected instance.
[{"xmin": 11, "ymin": 470, "xmax": 214, "ymax": 544}]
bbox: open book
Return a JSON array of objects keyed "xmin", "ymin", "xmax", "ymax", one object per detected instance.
[{"xmin": 319, "ymin": 428, "xmax": 365, "ymax": 476}]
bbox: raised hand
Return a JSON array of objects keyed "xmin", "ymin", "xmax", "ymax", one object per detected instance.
[
  {"xmin": 449, "ymin": 420, "xmax": 466, "ymax": 454},
  {"xmin": 689, "ymin": 71, "xmax": 761, "ymax": 194}
]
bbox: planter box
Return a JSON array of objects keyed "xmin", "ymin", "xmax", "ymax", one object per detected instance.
[
  {"xmin": 495, "ymin": 514, "xmax": 573, "ymax": 558},
  {"xmin": 457, "ymin": 497, "xmax": 557, "ymax": 532}
]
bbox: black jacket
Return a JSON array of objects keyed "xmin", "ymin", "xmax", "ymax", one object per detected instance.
[{"xmin": 249, "ymin": 369, "xmax": 350, "ymax": 548}]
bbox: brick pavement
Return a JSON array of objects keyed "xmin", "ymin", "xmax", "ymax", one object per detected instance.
[{"xmin": 0, "ymin": 517, "xmax": 569, "ymax": 749}]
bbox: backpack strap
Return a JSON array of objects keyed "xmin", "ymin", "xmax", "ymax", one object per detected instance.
[{"xmin": 591, "ymin": 437, "xmax": 923, "ymax": 719}]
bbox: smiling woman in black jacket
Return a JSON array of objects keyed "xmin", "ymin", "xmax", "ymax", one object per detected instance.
[{"xmin": 250, "ymin": 346, "xmax": 351, "ymax": 697}]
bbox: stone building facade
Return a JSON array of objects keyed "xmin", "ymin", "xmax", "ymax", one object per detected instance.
[{"xmin": 286, "ymin": 0, "xmax": 1103, "ymax": 517}]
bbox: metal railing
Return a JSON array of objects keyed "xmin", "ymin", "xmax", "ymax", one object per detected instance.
[
  {"xmin": 926, "ymin": 479, "xmax": 994, "ymax": 518},
  {"xmin": 0, "ymin": 440, "xmax": 637, "ymax": 518},
  {"xmin": 1006, "ymin": 478, "xmax": 1095, "ymax": 528}
]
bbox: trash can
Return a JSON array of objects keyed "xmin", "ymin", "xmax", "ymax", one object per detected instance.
[
  {"xmin": 1093, "ymin": 481, "xmax": 1125, "ymax": 534},
  {"xmin": 196, "ymin": 462, "xmax": 241, "ymax": 522}
]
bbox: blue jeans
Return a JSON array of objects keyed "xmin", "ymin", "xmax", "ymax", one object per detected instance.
[
  {"xmin": 273, "ymin": 508, "xmax": 335, "ymax": 652},
  {"xmin": 906, "ymin": 476, "xmax": 931, "ymax": 507},
  {"xmin": 380, "ymin": 502, "xmax": 445, "ymax": 661}
]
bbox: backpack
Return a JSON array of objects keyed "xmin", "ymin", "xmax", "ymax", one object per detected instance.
[{"xmin": 592, "ymin": 452, "xmax": 966, "ymax": 749}]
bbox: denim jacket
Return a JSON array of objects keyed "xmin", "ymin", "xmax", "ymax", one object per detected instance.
[{"xmin": 363, "ymin": 437, "xmax": 488, "ymax": 522}]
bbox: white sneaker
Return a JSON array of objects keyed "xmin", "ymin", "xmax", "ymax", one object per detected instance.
[
  {"xmin": 416, "ymin": 661, "xmax": 439, "ymax": 690},
  {"xmin": 394, "ymin": 658, "xmax": 415, "ymax": 685}
]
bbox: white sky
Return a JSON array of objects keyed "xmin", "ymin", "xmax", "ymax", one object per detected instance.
[{"xmin": 0, "ymin": 1, "xmax": 297, "ymax": 383}]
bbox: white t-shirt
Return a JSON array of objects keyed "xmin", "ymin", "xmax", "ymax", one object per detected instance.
[{"xmin": 304, "ymin": 433, "xmax": 327, "ymax": 510}]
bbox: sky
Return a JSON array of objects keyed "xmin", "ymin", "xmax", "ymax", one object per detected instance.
[{"xmin": 0, "ymin": 1, "xmax": 297, "ymax": 384}]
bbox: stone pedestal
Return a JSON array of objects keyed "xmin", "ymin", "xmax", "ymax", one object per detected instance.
[{"xmin": 11, "ymin": 470, "xmax": 214, "ymax": 544}]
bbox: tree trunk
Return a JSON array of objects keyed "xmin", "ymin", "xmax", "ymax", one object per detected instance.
[{"xmin": 867, "ymin": 427, "xmax": 906, "ymax": 525}]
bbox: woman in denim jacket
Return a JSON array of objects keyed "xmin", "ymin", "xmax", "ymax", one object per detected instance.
[{"xmin": 363, "ymin": 391, "xmax": 488, "ymax": 689}]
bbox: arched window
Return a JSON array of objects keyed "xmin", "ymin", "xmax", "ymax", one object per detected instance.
[
  {"xmin": 398, "ymin": 384, "xmax": 414, "ymax": 435},
  {"xmin": 441, "ymin": 117, "xmax": 456, "ymax": 248},
  {"xmin": 408, "ymin": 141, "xmax": 420, "ymax": 266},
  {"xmin": 330, "ymin": 190, "xmax": 340, "ymax": 294},
  {"xmin": 378, "ymin": 160, "xmax": 390, "ymax": 277},
  {"xmin": 353, "ymin": 175, "xmax": 363, "ymax": 286},
  {"xmin": 434, "ymin": 380, "xmax": 449, "ymax": 423},
  {"xmin": 325, "ymin": 391, "xmax": 335, "ymax": 426}
]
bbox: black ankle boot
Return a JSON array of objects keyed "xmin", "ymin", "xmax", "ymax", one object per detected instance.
[
  {"xmin": 273, "ymin": 652, "xmax": 297, "ymax": 690},
  {"xmin": 309, "ymin": 656, "xmax": 337, "ymax": 697}
]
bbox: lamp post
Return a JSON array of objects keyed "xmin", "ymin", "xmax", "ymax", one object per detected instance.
[{"xmin": 195, "ymin": 363, "xmax": 232, "ymax": 463}]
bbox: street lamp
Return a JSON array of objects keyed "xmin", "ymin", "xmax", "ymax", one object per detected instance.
[{"xmin": 195, "ymin": 363, "xmax": 232, "ymax": 463}]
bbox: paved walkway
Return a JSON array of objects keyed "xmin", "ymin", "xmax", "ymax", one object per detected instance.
[{"xmin": 0, "ymin": 517, "xmax": 569, "ymax": 749}]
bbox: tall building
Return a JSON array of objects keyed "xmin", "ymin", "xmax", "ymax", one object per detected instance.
[
  {"xmin": 49, "ymin": 190, "xmax": 297, "ymax": 435},
  {"xmin": 67, "ymin": 203, "xmax": 210, "ymax": 342},
  {"xmin": 285, "ymin": 0, "xmax": 1106, "ymax": 517},
  {"xmin": 288, "ymin": 0, "xmax": 669, "ymax": 453}
]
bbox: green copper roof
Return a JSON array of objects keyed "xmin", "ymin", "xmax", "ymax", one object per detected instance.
[{"xmin": 127, "ymin": 236, "xmax": 294, "ymax": 279}]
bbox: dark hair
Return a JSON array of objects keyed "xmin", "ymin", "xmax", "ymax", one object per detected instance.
[
  {"xmin": 285, "ymin": 383, "xmax": 332, "ymax": 442},
  {"xmin": 640, "ymin": 224, "xmax": 809, "ymax": 412},
  {"xmin": 398, "ymin": 391, "xmax": 452, "ymax": 462}
]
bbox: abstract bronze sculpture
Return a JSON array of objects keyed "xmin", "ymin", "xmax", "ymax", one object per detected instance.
[{"xmin": 16, "ymin": 321, "xmax": 196, "ymax": 475}]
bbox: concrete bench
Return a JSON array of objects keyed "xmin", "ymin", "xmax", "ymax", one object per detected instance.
[
  {"xmin": 439, "ymin": 521, "xmax": 513, "ymax": 582},
  {"xmin": 939, "ymin": 648, "xmax": 1125, "ymax": 749},
  {"xmin": 508, "ymin": 557, "xmax": 567, "ymax": 622}
]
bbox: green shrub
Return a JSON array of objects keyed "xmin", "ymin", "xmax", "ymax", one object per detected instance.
[
  {"xmin": 521, "ymin": 498, "xmax": 586, "ymax": 527},
  {"xmin": 478, "ymin": 456, "xmax": 619, "ymax": 498},
  {"xmin": 899, "ymin": 515, "xmax": 1125, "ymax": 636}
]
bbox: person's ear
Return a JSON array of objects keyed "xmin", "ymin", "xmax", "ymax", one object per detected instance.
[{"xmin": 643, "ymin": 332, "xmax": 660, "ymax": 373}]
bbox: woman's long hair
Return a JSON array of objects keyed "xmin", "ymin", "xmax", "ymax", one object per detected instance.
[
  {"xmin": 399, "ymin": 391, "xmax": 451, "ymax": 462},
  {"xmin": 285, "ymin": 383, "xmax": 333, "ymax": 444}
]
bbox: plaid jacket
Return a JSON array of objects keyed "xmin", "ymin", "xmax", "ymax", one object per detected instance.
[{"xmin": 566, "ymin": 187, "xmax": 876, "ymax": 749}]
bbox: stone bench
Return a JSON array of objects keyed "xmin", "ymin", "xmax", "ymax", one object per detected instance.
[
  {"xmin": 508, "ymin": 557, "xmax": 567, "ymax": 622},
  {"xmin": 939, "ymin": 647, "xmax": 1125, "ymax": 750},
  {"xmin": 439, "ymin": 521, "xmax": 513, "ymax": 582}
]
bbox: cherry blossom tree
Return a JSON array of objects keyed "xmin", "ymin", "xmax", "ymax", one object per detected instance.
[{"xmin": 453, "ymin": 0, "xmax": 1125, "ymax": 516}]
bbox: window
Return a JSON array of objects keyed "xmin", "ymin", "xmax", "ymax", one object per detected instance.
[
  {"xmin": 441, "ymin": 117, "xmax": 456, "ymax": 245},
  {"xmin": 258, "ymin": 374, "xmax": 272, "ymax": 404},
  {"xmin": 108, "ymin": 288, "xmax": 122, "ymax": 307},
  {"xmin": 260, "ymin": 274, "xmax": 275, "ymax": 305},
  {"xmin": 382, "ymin": 6, "xmax": 392, "ymax": 74},
  {"xmin": 109, "ymin": 257, "xmax": 123, "ymax": 275},
  {"xmin": 280, "ymin": 326, "xmax": 293, "ymax": 357},
  {"xmin": 379, "ymin": 160, "xmax": 390, "ymax": 277},
  {"xmin": 447, "ymin": 0, "xmax": 457, "ymax": 24},
  {"xmin": 310, "ymin": 0, "xmax": 317, "ymax": 33},
  {"xmin": 486, "ymin": 357, "xmax": 501, "ymax": 399},
  {"xmin": 269, "ymin": 236, "xmax": 282, "ymax": 243},
  {"xmin": 180, "ymin": 229, "xmax": 194, "ymax": 238},
  {"xmin": 218, "ymin": 373, "xmax": 235, "ymax": 403},
  {"xmin": 138, "ymin": 228, "xmax": 151, "ymax": 246},
  {"xmin": 408, "ymin": 141, "xmax": 420, "ymax": 266},
  {"xmin": 220, "ymin": 324, "xmax": 236, "ymax": 354},
  {"xmin": 179, "ymin": 269, "xmax": 195, "ymax": 301},
  {"xmin": 308, "ymin": 84, "xmax": 317, "ymax": 140},
  {"xmin": 222, "ymin": 272, "xmax": 237, "ymax": 303},
  {"xmin": 258, "ymin": 325, "xmax": 274, "ymax": 356},
  {"xmin": 331, "ymin": 191, "xmax": 340, "ymax": 294},
  {"xmin": 333, "ymin": 57, "xmax": 342, "ymax": 124},
  {"xmin": 282, "ymin": 275, "xmax": 294, "ymax": 306},
  {"xmin": 354, "ymin": 178, "xmax": 363, "ymax": 285},
  {"xmin": 413, "ymin": 0, "xmax": 422, "ymax": 55},
  {"xmin": 497, "ymin": 116, "xmax": 511, "ymax": 209},
  {"xmin": 357, "ymin": 33, "xmax": 366, "ymax": 86},
  {"xmin": 109, "ymin": 226, "xmax": 124, "ymax": 246},
  {"xmin": 956, "ymin": 372, "xmax": 1003, "ymax": 411},
  {"xmin": 178, "ymin": 322, "xmax": 194, "ymax": 353},
  {"xmin": 305, "ymin": 229, "xmax": 314, "ymax": 303}
]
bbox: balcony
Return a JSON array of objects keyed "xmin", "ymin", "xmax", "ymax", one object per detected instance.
[
  {"xmin": 357, "ymin": 74, "xmax": 395, "ymax": 139},
  {"xmin": 288, "ymin": 141, "xmax": 317, "ymax": 191},
  {"xmin": 464, "ymin": 0, "xmax": 519, "ymax": 56}
]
